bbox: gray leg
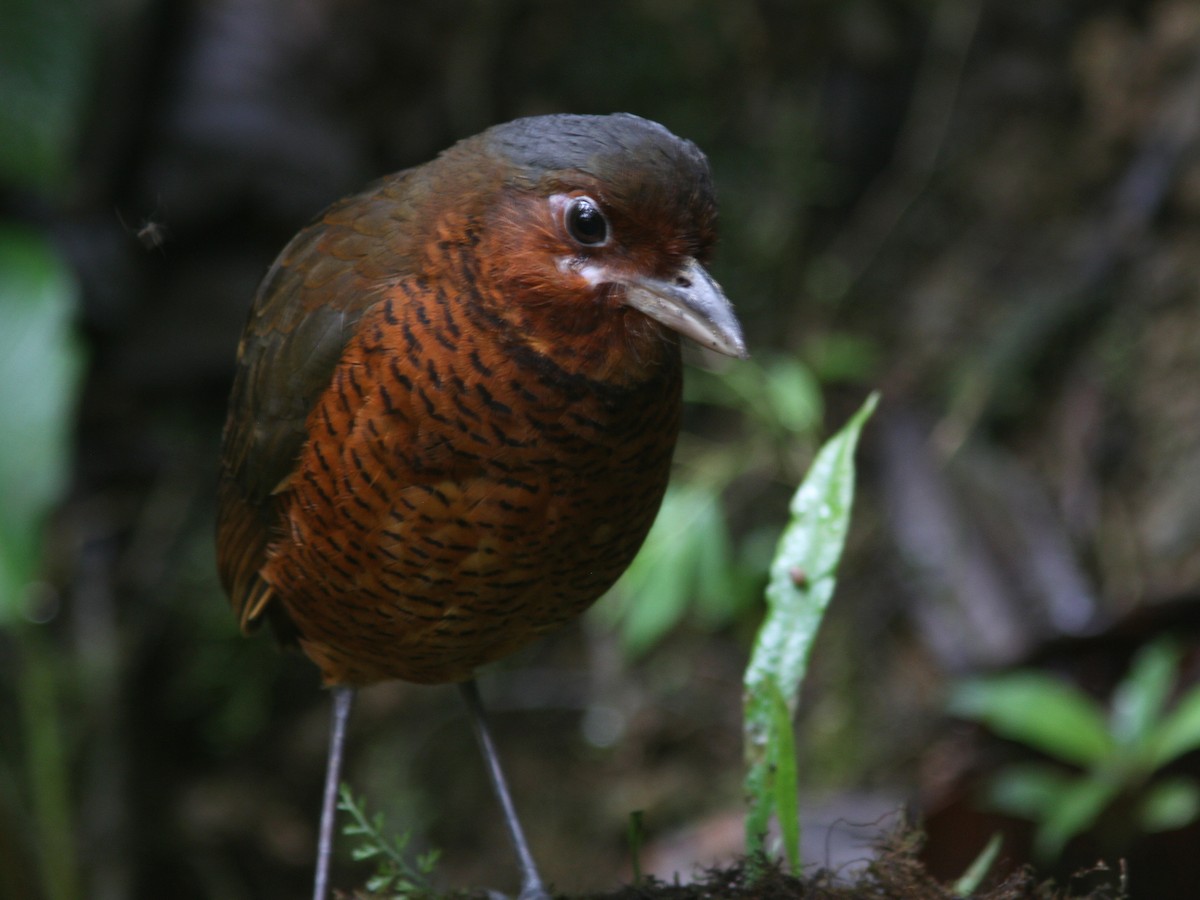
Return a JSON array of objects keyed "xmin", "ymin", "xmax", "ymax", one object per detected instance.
[
  {"xmin": 459, "ymin": 680, "xmax": 550, "ymax": 900},
  {"xmin": 314, "ymin": 685, "xmax": 355, "ymax": 900}
]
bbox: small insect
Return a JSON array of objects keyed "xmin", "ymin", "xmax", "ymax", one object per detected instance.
[
  {"xmin": 117, "ymin": 204, "xmax": 170, "ymax": 252},
  {"xmin": 135, "ymin": 218, "xmax": 169, "ymax": 251}
]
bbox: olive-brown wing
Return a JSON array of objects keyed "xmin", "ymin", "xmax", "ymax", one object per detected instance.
[{"xmin": 216, "ymin": 172, "xmax": 421, "ymax": 631}]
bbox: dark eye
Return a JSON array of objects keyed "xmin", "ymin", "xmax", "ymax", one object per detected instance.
[{"xmin": 565, "ymin": 196, "xmax": 609, "ymax": 246}]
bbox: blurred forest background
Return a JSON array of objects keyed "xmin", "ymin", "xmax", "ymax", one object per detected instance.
[{"xmin": 4, "ymin": 0, "xmax": 1200, "ymax": 897}]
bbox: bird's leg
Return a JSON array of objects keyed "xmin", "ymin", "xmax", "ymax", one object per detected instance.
[
  {"xmin": 459, "ymin": 679, "xmax": 550, "ymax": 900},
  {"xmin": 314, "ymin": 685, "xmax": 355, "ymax": 900}
]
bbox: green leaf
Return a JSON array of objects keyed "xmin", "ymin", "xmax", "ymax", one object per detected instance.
[
  {"xmin": 952, "ymin": 833, "xmax": 1003, "ymax": 898},
  {"xmin": 684, "ymin": 354, "xmax": 823, "ymax": 438},
  {"xmin": 760, "ymin": 356, "xmax": 823, "ymax": 436},
  {"xmin": 743, "ymin": 392, "xmax": 877, "ymax": 856},
  {"xmin": 1138, "ymin": 777, "xmax": 1200, "ymax": 833},
  {"xmin": 984, "ymin": 762, "xmax": 1076, "ymax": 821},
  {"xmin": 1035, "ymin": 775, "xmax": 1122, "ymax": 861},
  {"xmin": 0, "ymin": 225, "xmax": 83, "ymax": 624},
  {"xmin": 803, "ymin": 331, "xmax": 880, "ymax": 384},
  {"xmin": 601, "ymin": 482, "xmax": 735, "ymax": 656},
  {"xmin": 365, "ymin": 873, "xmax": 392, "ymax": 892},
  {"xmin": 338, "ymin": 782, "xmax": 437, "ymax": 894},
  {"xmin": 1110, "ymin": 639, "xmax": 1179, "ymax": 747},
  {"xmin": 949, "ymin": 673, "xmax": 1114, "ymax": 767},
  {"xmin": 1149, "ymin": 684, "xmax": 1200, "ymax": 769},
  {"xmin": 417, "ymin": 848, "xmax": 441, "ymax": 874}
]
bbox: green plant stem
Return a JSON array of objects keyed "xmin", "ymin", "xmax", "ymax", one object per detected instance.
[
  {"xmin": 627, "ymin": 810, "xmax": 645, "ymax": 883},
  {"xmin": 19, "ymin": 629, "xmax": 79, "ymax": 900}
]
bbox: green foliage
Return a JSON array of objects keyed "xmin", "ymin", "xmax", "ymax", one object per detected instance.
[
  {"xmin": 949, "ymin": 638, "xmax": 1200, "ymax": 860},
  {"xmin": 18, "ymin": 633, "xmax": 80, "ymax": 900},
  {"xmin": 801, "ymin": 332, "xmax": 880, "ymax": 386},
  {"xmin": 339, "ymin": 784, "xmax": 440, "ymax": 898},
  {"xmin": 598, "ymin": 354, "xmax": 832, "ymax": 657},
  {"xmin": 0, "ymin": 9, "xmax": 93, "ymax": 893},
  {"xmin": 950, "ymin": 673, "xmax": 1115, "ymax": 768},
  {"xmin": 765, "ymin": 679, "xmax": 800, "ymax": 873},
  {"xmin": 627, "ymin": 809, "xmax": 646, "ymax": 884},
  {"xmin": 685, "ymin": 353, "xmax": 824, "ymax": 440},
  {"xmin": 0, "ymin": 0, "xmax": 95, "ymax": 190},
  {"xmin": 0, "ymin": 226, "xmax": 84, "ymax": 623},
  {"xmin": 598, "ymin": 482, "xmax": 746, "ymax": 656},
  {"xmin": 0, "ymin": 226, "xmax": 85, "ymax": 900},
  {"xmin": 951, "ymin": 832, "xmax": 1003, "ymax": 898},
  {"xmin": 742, "ymin": 393, "xmax": 877, "ymax": 869}
]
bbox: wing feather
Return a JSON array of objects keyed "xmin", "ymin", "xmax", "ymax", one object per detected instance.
[{"xmin": 216, "ymin": 171, "xmax": 421, "ymax": 631}]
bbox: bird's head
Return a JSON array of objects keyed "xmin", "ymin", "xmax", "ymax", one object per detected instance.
[{"xmin": 432, "ymin": 113, "xmax": 746, "ymax": 382}]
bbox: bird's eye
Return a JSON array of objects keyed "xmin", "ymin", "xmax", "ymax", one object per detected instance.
[{"xmin": 564, "ymin": 196, "xmax": 609, "ymax": 247}]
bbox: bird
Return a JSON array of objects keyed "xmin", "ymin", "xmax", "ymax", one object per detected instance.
[{"xmin": 215, "ymin": 112, "xmax": 746, "ymax": 900}]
